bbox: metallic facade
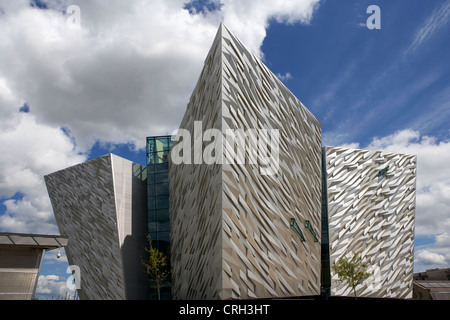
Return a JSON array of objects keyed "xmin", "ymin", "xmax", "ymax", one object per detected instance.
[
  {"xmin": 0, "ymin": 233, "xmax": 67, "ymax": 300},
  {"xmin": 322, "ymin": 146, "xmax": 416, "ymax": 299},
  {"xmin": 45, "ymin": 154, "xmax": 148, "ymax": 300},
  {"xmin": 42, "ymin": 23, "xmax": 418, "ymax": 301},
  {"xmin": 170, "ymin": 24, "xmax": 322, "ymax": 299}
]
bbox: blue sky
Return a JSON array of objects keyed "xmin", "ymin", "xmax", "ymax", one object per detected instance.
[
  {"xmin": 0, "ymin": 0, "xmax": 449, "ymax": 299},
  {"xmin": 262, "ymin": 0, "xmax": 450, "ymax": 148}
]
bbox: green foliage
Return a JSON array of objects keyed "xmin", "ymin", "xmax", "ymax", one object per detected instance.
[
  {"xmin": 142, "ymin": 235, "xmax": 171, "ymax": 300},
  {"xmin": 332, "ymin": 252, "xmax": 371, "ymax": 299}
]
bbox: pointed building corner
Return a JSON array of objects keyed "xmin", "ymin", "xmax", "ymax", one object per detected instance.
[{"xmin": 170, "ymin": 19, "xmax": 323, "ymax": 300}]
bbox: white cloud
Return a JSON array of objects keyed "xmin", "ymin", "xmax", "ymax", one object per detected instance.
[
  {"xmin": 36, "ymin": 274, "xmax": 77, "ymax": 300},
  {"xmin": 0, "ymin": 0, "xmax": 321, "ymax": 235},
  {"xmin": 220, "ymin": 0, "xmax": 320, "ymax": 58},
  {"xmin": 276, "ymin": 72, "xmax": 293, "ymax": 82},
  {"xmin": 405, "ymin": 0, "xmax": 450, "ymax": 55},
  {"xmin": 415, "ymin": 232, "xmax": 450, "ymax": 271},
  {"xmin": 415, "ymin": 250, "xmax": 448, "ymax": 267},
  {"xmin": 0, "ymin": 112, "xmax": 86, "ymax": 234},
  {"xmin": 435, "ymin": 232, "xmax": 450, "ymax": 248},
  {"xmin": 0, "ymin": 0, "xmax": 321, "ymax": 152}
]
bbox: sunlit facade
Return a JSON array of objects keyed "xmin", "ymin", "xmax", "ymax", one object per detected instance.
[{"xmin": 44, "ymin": 24, "xmax": 416, "ymax": 301}]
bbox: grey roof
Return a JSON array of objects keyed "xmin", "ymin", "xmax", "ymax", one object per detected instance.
[
  {"xmin": 415, "ymin": 281, "xmax": 450, "ymax": 289},
  {"xmin": 0, "ymin": 232, "xmax": 68, "ymax": 250}
]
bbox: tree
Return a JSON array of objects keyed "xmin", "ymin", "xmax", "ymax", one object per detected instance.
[
  {"xmin": 331, "ymin": 252, "xmax": 371, "ymax": 299},
  {"xmin": 142, "ymin": 236, "xmax": 171, "ymax": 300}
]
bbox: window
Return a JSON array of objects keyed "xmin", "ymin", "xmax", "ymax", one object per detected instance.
[
  {"xmin": 377, "ymin": 165, "xmax": 389, "ymax": 178},
  {"xmin": 156, "ymin": 184, "xmax": 169, "ymax": 196},
  {"xmin": 156, "ymin": 196, "xmax": 169, "ymax": 209},
  {"xmin": 156, "ymin": 209, "xmax": 169, "ymax": 221},
  {"xmin": 290, "ymin": 218, "xmax": 305, "ymax": 242},
  {"xmin": 148, "ymin": 197, "xmax": 155, "ymax": 210},
  {"xmin": 154, "ymin": 162, "xmax": 169, "ymax": 173},
  {"xmin": 155, "ymin": 172, "xmax": 169, "ymax": 184},
  {"xmin": 305, "ymin": 220, "xmax": 318, "ymax": 242}
]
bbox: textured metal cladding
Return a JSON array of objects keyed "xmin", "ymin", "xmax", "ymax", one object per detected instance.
[
  {"xmin": 170, "ymin": 24, "xmax": 322, "ymax": 300},
  {"xmin": 324, "ymin": 146, "xmax": 416, "ymax": 299},
  {"xmin": 169, "ymin": 25, "xmax": 224, "ymax": 300},
  {"xmin": 45, "ymin": 155, "xmax": 125, "ymax": 300},
  {"xmin": 221, "ymin": 25, "xmax": 322, "ymax": 299},
  {"xmin": 45, "ymin": 154, "xmax": 148, "ymax": 300}
]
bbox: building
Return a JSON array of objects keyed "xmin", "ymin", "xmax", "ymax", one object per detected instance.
[
  {"xmin": 0, "ymin": 232, "xmax": 68, "ymax": 300},
  {"xmin": 45, "ymin": 154, "xmax": 148, "ymax": 300},
  {"xmin": 413, "ymin": 268, "xmax": 450, "ymax": 300},
  {"xmin": 169, "ymin": 24, "xmax": 322, "ymax": 300},
  {"xmin": 43, "ymin": 24, "xmax": 417, "ymax": 300},
  {"xmin": 321, "ymin": 146, "xmax": 416, "ymax": 299},
  {"xmin": 146, "ymin": 136, "xmax": 173, "ymax": 299},
  {"xmin": 414, "ymin": 268, "xmax": 450, "ymax": 281}
]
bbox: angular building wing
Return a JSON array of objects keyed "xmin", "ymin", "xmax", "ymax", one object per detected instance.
[
  {"xmin": 45, "ymin": 154, "xmax": 148, "ymax": 300},
  {"xmin": 322, "ymin": 146, "xmax": 416, "ymax": 299},
  {"xmin": 169, "ymin": 24, "xmax": 322, "ymax": 300}
]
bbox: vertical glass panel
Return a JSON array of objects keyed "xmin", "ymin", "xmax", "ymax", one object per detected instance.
[
  {"xmin": 290, "ymin": 218, "xmax": 305, "ymax": 242},
  {"xmin": 148, "ymin": 222, "xmax": 157, "ymax": 233},
  {"xmin": 155, "ymin": 172, "xmax": 169, "ymax": 184},
  {"xmin": 305, "ymin": 220, "xmax": 318, "ymax": 242},
  {"xmin": 147, "ymin": 173, "xmax": 155, "ymax": 185},
  {"xmin": 155, "ymin": 209, "xmax": 169, "ymax": 221},
  {"xmin": 147, "ymin": 210, "xmax": 156, "ymax": 222},
  {"xmin": 153, "ymin": 151, "xmax": 169, "ymax": 164},
  {"xmin": 156, "ymin": 196, "xmax": 169, "ymax": 209},
  {"xmin": 156, "ymin": 184, "xmax": 169, "ymax": 196},
  {"xmin": 148, "ymin": 152, "xmax": 170, "ymax": 165},
  {"xmin": 157, "ymin": 232, "xmax": 170, "ymax": 244},
  {"xmin": 147, "ymin": 137, "xmax": 154, "ymax": 154},
  {"xmin": 148, "ymin": 197, "xmax": 155, "ymax": 211},
  {"xmin": 148, "ymin": 232, "xmax": 157, "ymax": 242},
  {"xmin": 148, "ymin": 184, "xmax": 156, "ymax": 197},
  {"xmin": 157, "ymin": 220, "xmax": 170, "ymax": 232},
  {"xmin": 154, "ymin": 162, "xmax": 169, "ymax": 173},
  {"xmin": 155, "ymin": 137, "xmax": 170, "ymax": 151}
]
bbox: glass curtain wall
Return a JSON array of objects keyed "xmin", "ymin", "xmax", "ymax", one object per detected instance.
[
  {"xmin": 146, "ymin": 136, "xmax": 173, "ymax": 300},
  {"xmin": 320, "ymin": 147, "xmax": 331, "ymax": 298}
]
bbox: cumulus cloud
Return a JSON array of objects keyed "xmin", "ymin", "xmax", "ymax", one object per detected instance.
[
  {"xmin": 0, "ymin": 0, "xmax": 320, "ymax": 152},
  {"xmin": 0, "ymin": 112, "xmax": 86, "ymax": 234},
  {"xmin": 36, "ymin": 274, "xmax": 77, "ymax": 300},
  {"xmin": 415, "ymin": 250, "xmax": 448, "ymax": 267},
  {"xmin": 0, "ymin": 0, "xmax": 321, "ymax": 235},
  {"xmin": 276, "ymin": 72, "xmax": 293, "ymax": 82},
  {"xmin": 415, "ymin": 233, "xmax": 450, "ymax": 271},
  {"xmin": 0, "ymin": 0, "xmax": 321, "ymax": 297}
]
